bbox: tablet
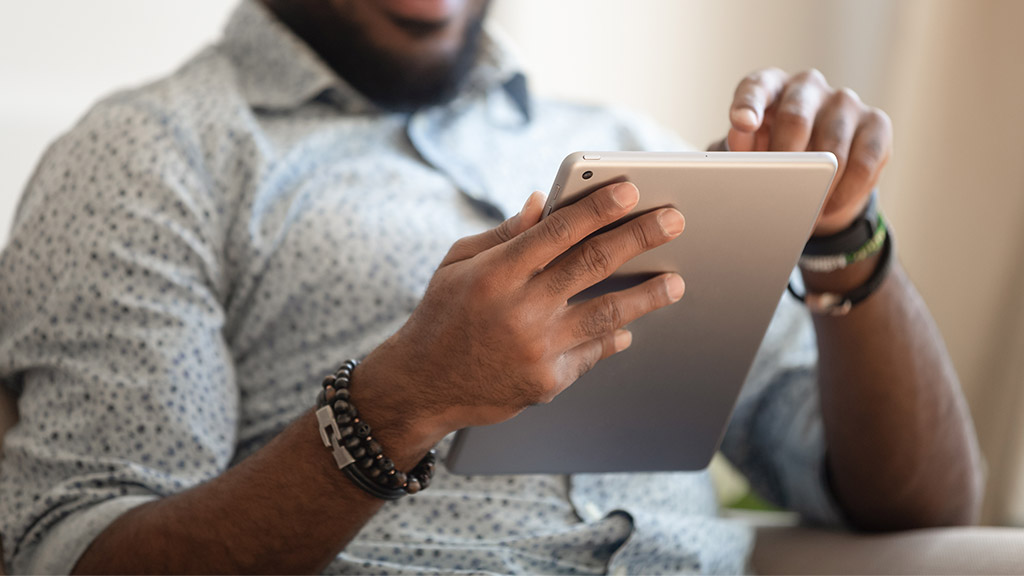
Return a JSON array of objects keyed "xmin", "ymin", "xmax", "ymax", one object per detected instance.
[{"xmin": 446, "ymin": 151, "xmax": 837, "ymax": 475}]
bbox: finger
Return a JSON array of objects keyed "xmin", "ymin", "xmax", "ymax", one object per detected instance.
[
  {"xmin": 754, "ymin": 122, "xmax": 773, "ymax": 152},
  {"xmin": 769, "ymin": 69, "xmax": 830, "ymax": 151},
  {"xmin": 808, "ymin": 88, "xmax": 862, "ymax": 198},
  {"xmin": 559, "ymin": 329, "xmax": 633, "ymax": 392},
  {"xmin": 818, "ymin": 108, "xmax": 893, "ymax": 233},
  {"xmin": 561, "ymin": 272, "xmax": 684, "ymax": 349},
  {"xmin": 503, "ymin": 182, "xmax": 639, "ymax": 273},
  {"xmin": 440, "ymin": 191, "xmax": 545, "ymax": 266},
  {"xmin": 536, "ymin": 207, "xmax": 684, "ymax": 300},
  {"xmin": 728, "ymin": 68, "xmax": 788, "ymax": 151}
]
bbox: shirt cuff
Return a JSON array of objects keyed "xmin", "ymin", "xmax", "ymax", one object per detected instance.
[{"xmin": 15, "ymin": 495, "xmax": 156, "ymax": 575}]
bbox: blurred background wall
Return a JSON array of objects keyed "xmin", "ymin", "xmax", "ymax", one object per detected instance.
[{"xmin": 1, "ymin": 0, "xmax": 1022, "ymax": 524}]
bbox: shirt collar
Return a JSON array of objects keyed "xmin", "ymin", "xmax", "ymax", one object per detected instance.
[{"xmin": 220, "ymin": 0, "xmax": 531, "ymax": 120}]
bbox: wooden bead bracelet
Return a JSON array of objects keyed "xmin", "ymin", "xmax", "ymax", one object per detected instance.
[{"xmin": 315, "ymin": 359, "xmax": 436, "ymax": 500}]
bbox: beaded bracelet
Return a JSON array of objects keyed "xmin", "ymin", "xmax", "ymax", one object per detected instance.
[{"xmin": 315, "ymin": 359, "xmax": 436, "ymax": 500}]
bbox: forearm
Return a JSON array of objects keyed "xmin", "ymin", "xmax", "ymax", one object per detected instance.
[
  {"xmin": 807, "ymin": 259, "xmax": 983, "ymax": 530},
  {"xmin": 73, "ymin": 409, "xmax": 393, "ymax": 574}
]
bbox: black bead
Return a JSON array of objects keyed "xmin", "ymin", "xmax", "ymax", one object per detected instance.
[
  {"xmin": 358, "ymin": 457, "xmax": 375, "ymax": 469},
  {"xmin": 333, "ymin": 400, "xmax": 350, "ymax": 414},
  {"xmin": 354, "ymin": 422, "xmax": 371, "ymax": 438},
  {"xmin": 334, "ymin": 413, "xmax": 352, "ymax": 426},
  {"xmin": 324, "ymin": 386, "xmax": 337, "ymax": 404},
  {"xmin": 366, "ymin": 467, "xmax": 382, "ymax": 479},
  {"xmin": 344, "ymin": 436, "xmax": 361, "ymax": 450},
  {"xmin": 338, "ymin": 426, "xmax": 354, "ymax": 439},
  {"xmin": 349, "ymin": 446, "xmax": 366, "ymax": 459},
  {"xmin": 315, "ymin": 390, "xmax": 326, "ymax": 407},
  {"xmin": 393, "ymin": 471, "xmax": 407, "ymax": 486},
  {"xmin": 405, "ymin": 478, "xmax": 421, "ymax": 494},
  {"xmin": 334, "ymin": 388, "xmax": 350, "ymax": 400},
  {"xmin": 366, "ymin": 440, "xmax": 382, "ymax": 457},
  {"xmin": 379, "ymin": 457, "xmax": 395, "ymax": 473},
  {"xmin": 322, "ymin": 375, "xmax": 337, "ymax": 388}
]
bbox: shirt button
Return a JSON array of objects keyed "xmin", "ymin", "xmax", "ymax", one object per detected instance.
[{"xmin": 582, "ymin": 501, "xmax": 602, "ymax": 522}]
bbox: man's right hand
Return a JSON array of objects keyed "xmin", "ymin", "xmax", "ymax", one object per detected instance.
[{"xmin": 353, "ymin": 182, "xmax": 686, "ymax": 463}]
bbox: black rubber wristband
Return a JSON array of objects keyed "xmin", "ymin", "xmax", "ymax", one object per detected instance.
[
  {"xmin": 802, "ymin": 190, "xmax": 879, "ymax": 257},
  {"xmin": 788, "ymin": 226, "xmax": 894, "ymax": 315}
]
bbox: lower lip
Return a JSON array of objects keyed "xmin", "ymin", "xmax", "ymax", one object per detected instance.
[{"xmin": 378, "ymin": 0, "xmax": 465, "ymax": 23}]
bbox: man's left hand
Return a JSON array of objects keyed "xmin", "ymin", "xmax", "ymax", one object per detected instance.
[{"xmin": 724, "ymin": 68, "xmax": 893, "ymax": 236}]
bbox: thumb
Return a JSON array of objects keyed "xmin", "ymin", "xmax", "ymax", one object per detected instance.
[{"xmin": 440, "ymin": 191, "xmax": 545, "ymax": 266}]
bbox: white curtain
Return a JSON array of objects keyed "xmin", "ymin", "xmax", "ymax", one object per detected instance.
[
  {"xmin": 493, "ymin": 0, "xmax": 1024, "ymax": 524},
  {"xmin": 883, "ymin": 0, "xmax": 1024, "ymax": 525}
]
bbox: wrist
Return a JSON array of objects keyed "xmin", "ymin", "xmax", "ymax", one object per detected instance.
[{"xmin": 347, "ymin": 350, "xmax": 449, "ymax": 469}]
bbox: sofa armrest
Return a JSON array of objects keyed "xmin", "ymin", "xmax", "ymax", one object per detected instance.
[{"xmin": 753, "ymin": 525, "xmax": 1024, "ymax": 575}]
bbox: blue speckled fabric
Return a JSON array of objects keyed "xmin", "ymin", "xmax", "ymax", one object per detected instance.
[{"xmin": 0, "ymin": 2, "xmax": 843, "ymax": 573}]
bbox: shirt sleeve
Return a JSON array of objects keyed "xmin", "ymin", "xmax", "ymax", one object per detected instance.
[
  {"xmin": 0, "ymin": 95, "xmax": 238, "ymax": 573},
  {"xmin": 719, "ymin": 294, "xmax": 848, "ymax": 527}
]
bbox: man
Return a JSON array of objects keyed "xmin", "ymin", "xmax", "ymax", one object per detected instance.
[{"xmin": 0, "ymin": 0, "xmax": 981, "ymax": 573}]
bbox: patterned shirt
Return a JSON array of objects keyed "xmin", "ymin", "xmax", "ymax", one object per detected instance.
[{"xmin": 0, "ymin": 2, "xmax": 843, "ymax": 573}]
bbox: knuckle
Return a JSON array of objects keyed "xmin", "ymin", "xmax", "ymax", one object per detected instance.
[
  {"xmin": 748, "ymin": 67, "xmax": 781, "ymax": 84},
  {"xmin": 520, "ymin": 337, "xmax": 548, "ymax": 365},
  {"xmin": 630, "ymin": 219, "xmax": 656, "ymax": 250},
  {"xmin": 545, "ymin": 266, "xmax": 575, "ymax": 298},
  {"xmin": 600, "ymin": 294, "xmax": 625, "ymax": 330},
  {"xmin": 831, "ymin": 148, "xmax": 850, "ymax": 172},
  {"xmin": 800, "ymin": 68, "xmax": 827, "ymax": 86},
  {"xmin": 541, "ymin": 211, "xmax": 575, "ymax": 246},
  {"xmin": 845, "ymin": 155, "xmax": 875, "ymax": 181},
  {"xmin": 503, "ymin": 234, "xmax": 526, "ymax": 263},
  {"xmin": 573, "ymin": 295, "xmax": 621, "ymax": 340},
  {"xmin": 467, "ymin": 267, "xmax": 503, "ymax": 298},
  {"xmin": 494, "ymin": 218, "xmax": 514, "ymax": 243},
  {"xmin": 580, "ymin": 241, "xmax": 613, "ymax": 278},
  {"xmin": 530, "ymin": 367, "xmax": 561, "ymax": 404},
  {"xmin": 589, "ymin": 190, "xmax": 615, "ymax": 219},
  {"xmin": 775, "ymin": 107, "xmax": 812, "ymax": 131},
  {"xmin": 867, "ymin": 107, "xmax": 892, "ymax": 131},
  {"xmin": 742, "ymin": 70, "xmax": 762, "ymax": 85},
  {"xmin": 834, "ymin": 87, "xmax": 861, "ymax": 107},
  {"xmin": 647, "ymin": 281, "xmax": 667, "ymax": 310},
  {"xmin": 443, "ymin": 240, "xmax": 467, "ymax": 262},
  {"xmin": 824, "ymin": 115, "xmax": 851, "ymax": 143},
  {"xmin": 575, "ymin": 355, "xmax": 597, "ymax": 382}
]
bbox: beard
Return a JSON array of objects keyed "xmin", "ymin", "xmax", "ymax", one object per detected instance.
[
  {"xmin": 338, "ymin": 17, "xmax": 487, "ymax": 111},
  {"xmin": 272, "ymin": 1, "xmax": 491, "ymax": 112}
]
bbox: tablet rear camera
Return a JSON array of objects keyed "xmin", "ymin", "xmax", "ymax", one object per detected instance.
[{"xmin": 582, "ymin": 170, "xmax": 593, "ymax": 180}]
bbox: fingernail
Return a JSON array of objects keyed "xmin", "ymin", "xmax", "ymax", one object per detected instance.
[
  {"xmin": 521, "ymin": 191, "xmax": 539, "ymax": 213},
  {"xmin": 611, "ymin": 183, "xmax": 639, "ymax": 208},
  {"xmin": 614, "ymin": 329, "xmax": 633, "ymax": 352},
  {"xmin": 731, "ymin": 107, "xmax": 758, "ymax": 128},
  {"xmin": 666, "ymin": 274, "xmax": 685, "ymax": 302},
  {"xmin": 658, "ymin": 209, "xmax": 685, "ymax": 236}
]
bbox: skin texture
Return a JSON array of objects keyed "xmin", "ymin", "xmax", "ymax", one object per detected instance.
[
  {"xmin": 75, "ymin": 185, "xmax": 685, "ymax": 574},
  {"xmin": 72, "ymin": 5, "xmax": 982, "ymax": 574},
  {"xmin": 722, "ymin": 67, "xmax": 982, "ymax": 528}
]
